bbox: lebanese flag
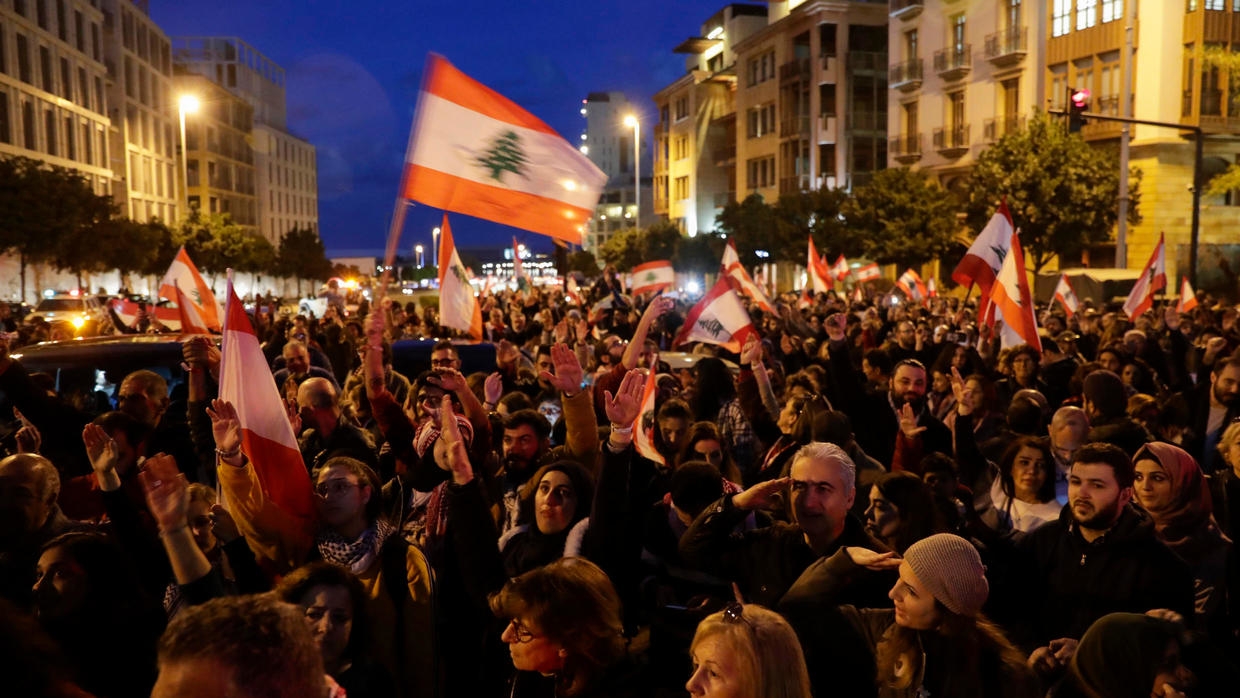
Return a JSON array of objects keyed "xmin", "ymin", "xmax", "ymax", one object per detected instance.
[
  {"xmin": 830, "ymin": 255, "xmax": 851, "ymax": 282},
  {"xmin": 721, "ymin": 240, "xmax": 776, "ymax": 314},
  {"xmin": 797, "ymin": 286, "xmax": 812, "ymax": 309},
  {"xmin": 927, "ymin": 276, "xmax": 938, "ymax": 298},
  {"xmin": 1053, "ymin": 273, "xmax": 1080, "ymax": 317},
  {"xmin": 807, "ymin": 237, "xmax": 833, "ymax": 293},
  {"xmin": 1177, "ymin": 277, "xmax": 1198, "ymax": 314},
  {"xmin": 159, "ymin": 247, "xmax": 221, "ymax": 331},
  {"xmin": 175, "ymin": 282, "xmax": 211, "ymax": 334},
  {"xmin": 631, "ymin": 260, "xmax": 675, "ymax": 296},
  {"xmin": 401, "ymin": 54, "xmax": 607, "ymax": 245},
  {"xmin": 632, "ymin": 368, "xmax": 664, "ymax": 466},
  {"xmin": 989, "ymin": 230, "xmax": 1041, "ymax": 351},
  {"xmin": 219, "ymin": 282, "xmax": 316, "ymax": 530},
  {"xmin": 856, "ymin": 262, "xmax": 881, "ymax": 282},
  {"xmin": 438, "ymin": 215, "xmax": 483, "ymax": 338},
  {"xmin": 896, "ymin": 268, "xmax": 928, "ymax": 304},
  {"xmin": 953, "ymin": 201, "xmax": 1014, "ymax": 296},
  {"xmin": 673, "ymin": 277, "xmax": 755, "ymax": 352},
  {"xmin": 1122, "ymin": 233, "xmax": 1167, "ymax": 320}
]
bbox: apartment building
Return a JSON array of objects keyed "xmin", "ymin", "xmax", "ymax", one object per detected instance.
[
  {"xmin": 101, "ymin": 0, "xmax": 178, "ymax": 224},
  {"xmin": 653, "ymin": 3, "xmax": 768, "ymax": 236},
  {"xmin": 0, "ymin": 0, "xmax": 112, "ymax": 194},
  {"xmin": 579, "ymin": 91, "xmax": 652, "ymax": 258},
  {"xmin": 174, "ymin": 36, "xmax": 317, "ymax": 245},
  {"xmin": 734, "ymin": 0, "xmax": 889, "ymax": 204},
  {"xmin": 173, "ymin": 71, "xmax": 257, "ymax": 230}
]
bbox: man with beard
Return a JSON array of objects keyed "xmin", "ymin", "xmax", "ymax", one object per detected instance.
[
  {"xmin": 1005, "ymin": 442, "xmax": 1192, "ymax": 679},
  {"xmin": 1182, "ymin": 357, "xmax": 1240, "ymax": 473},
  {"xmin": 824, "ymin": 313, "xmax": 951, "ymax": 467},
  {"xmin": 1083, "ymin": 370, "xmax": 1152, "ymax": 457}
]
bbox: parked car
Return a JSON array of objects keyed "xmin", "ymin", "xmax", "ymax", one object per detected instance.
[{"xmin": 25, "ymin": 294, "xmax": 112, "ymax": 336}]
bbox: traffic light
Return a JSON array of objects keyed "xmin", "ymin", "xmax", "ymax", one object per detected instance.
[{"xmin": 1068, "ymin": 88, "xmax": 1090, "ymax": 133}]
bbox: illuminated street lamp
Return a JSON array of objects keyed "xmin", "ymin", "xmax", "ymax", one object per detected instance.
[
  {"xmin": 623, "ymin": 114, "xmax": 639, "ymax": 228},
  {"xmin": 415, "ymin": 244, "xmax": 424, "ymax": 268},
  {"xmin": 432, "ymin": 226, "xmax": 440, "ymax": 267},
  {"xmin": 178, "ymin": 95, "xmax": 201, "ymax": 215}
]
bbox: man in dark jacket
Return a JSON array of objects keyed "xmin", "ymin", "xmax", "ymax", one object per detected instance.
[
  {"xmin": 679, "ymin": 441, "xmax": 889, "ymax": 608},
  {"xmin": 1005, "ymin": 443, "xmax": 1193, "ymax": 678},
  {"xmin": 1082, "ymin": 369, "xmax": 1151, "ymax": 456},
  {"xmin": 1181, "ymin": 356, "xmax": 1240, "ymax": 474}
]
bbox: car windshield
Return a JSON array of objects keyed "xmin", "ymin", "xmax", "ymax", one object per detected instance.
[{"xmin": 35, "ymin": 299, "xmax": 84, "ymax": 312}]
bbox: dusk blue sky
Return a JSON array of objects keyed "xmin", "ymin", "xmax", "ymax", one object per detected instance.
[{"xmin": 153, "ymin": 0, "xmax": 730, "ymax": 256}]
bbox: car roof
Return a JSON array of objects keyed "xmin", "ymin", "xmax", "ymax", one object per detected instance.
[{"xmin": 11, "ymin": 334, "xmax": 204, "ymax": 374}]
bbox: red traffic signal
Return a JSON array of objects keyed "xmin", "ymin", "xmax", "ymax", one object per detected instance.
[
  {"xmin": 1068, "ymin": 87, "xmax": 1090, "ymax": 133},
  {"xmin": 1071, "ymin": 88, "xmax": 1091, "ymax": 108}
]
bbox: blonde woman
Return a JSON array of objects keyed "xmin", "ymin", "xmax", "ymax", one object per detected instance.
[{"xmin": 686, "ymin": 603, "xmax": 812, "ymax": 698}]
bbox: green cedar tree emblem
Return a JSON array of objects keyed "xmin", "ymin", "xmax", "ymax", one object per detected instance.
[{"xmin": 476, "ymin": 130, "xmax": 529, "ymax": 183}]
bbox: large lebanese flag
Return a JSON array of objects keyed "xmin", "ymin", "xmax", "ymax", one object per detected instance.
[
  {"xmin": 159, "ymin": 247, "xmax": 221, "ymax": 330},
  {"xmin": 953, "ymin": 202, "xmax": 1014, "ymax": 296},
  {"xmin": 673, "ymin": 277, "xmax": 755, "ymax": 353},
  {"xmin": 896, "ymin": 268, "xmax": 928, "ymax": 303},
  {"xmin": 631, "ymin": 260, "xmax": 675, "ymax": 296},
  {"xmin": 855, "ymin": 262, "xmax": 880, "ymax": 282},
  {"xmin": 807, "ymin": 237, "xmax": 833, "ymax": 294},
  {"xmin": 989, "ymin": 230, "xmax": 1041, "ymax": 351},
  {"xmin": 438, "ymin": 214, "xmax": 483, "ymax": 339},
  {"xmin": 721, "ymin": 240, "xmax": 776, "ymax": 314},
  {"xmin": 1122, "ymin": 232, "xmax": 1167, "ymax": 320},
  {"xmin": 1053, "ymin": 273, "xmax": 1080, "ymax": 317},
  {"xmin": 175, "ymin": 282, "xmax": 211, "ymax": 334},
  {"xmin": 633, "ymin": 368, "xmax": 664, "ymax": 466},
  {"xmin": 401, "ymin": 55, "xmax": 607, "ymax": 245},
  {"xmin": 830, "ymin": 255, "xmax": 851, "ymax": 282},
  {"xmin": 219, "ymin": 282, "xmax": 316, "ymax": 527}
]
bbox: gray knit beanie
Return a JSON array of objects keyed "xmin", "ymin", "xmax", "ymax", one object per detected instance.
[{"xmin": 902, "ymin": 533, "xmax": 988, "ymax": 617}]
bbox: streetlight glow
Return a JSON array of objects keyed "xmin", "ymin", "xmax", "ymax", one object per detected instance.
[
  {"xmin": 415, "ymin": 244, "xmax": 424, "ymax": 269},
  {"xmin": 431, "ymin": 227, "xmax": 440, "ymax": 268},
  {"xmin": 178, "ymin": 94, "xmax": 202, "ymax": 217},
  {"xmin": 624, "ymin": 115, "xmax": 640, "ymax": 229},
  {"xmin": 179, "ymin": 95, "xmax": 201, "ymax": 114}
]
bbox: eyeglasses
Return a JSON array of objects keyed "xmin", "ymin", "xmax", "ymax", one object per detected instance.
[
  {"xmin": 507, "ymin": 619, "xmax": 541, "ymax": 643},
  {"xmin": 314, "ymin": 480, "xmax": 361, "ymax": 498},
  {"xmin": 430, "ymin": 358, "xmax": 457, "ymax": 367}
]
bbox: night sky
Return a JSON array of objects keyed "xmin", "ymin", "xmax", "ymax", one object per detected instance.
[{"xmin": 153, "ymin": 0, "xmax": 730, "ymax": 256}]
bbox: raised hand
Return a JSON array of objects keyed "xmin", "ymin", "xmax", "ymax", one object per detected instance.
[
  {"xmin": 439, "ymin": 394, "xmax": 473, "ymax": 485},
  {"xmin": 732, "ymin": 477, "xmax": 790, "ymax": 512},
  {"xmin": 484, "ymin": 372, "xmax": 503, "ymax": 406},
  {"xmin": 540, "ymin": 343, "xmax": 584, "ymax": 395},
  {"xmin": 553, "ymin": 319, "xmax": 570, "ymax": 345},
  {"xmin": 205, "ymin": 399, "xmax": 243, "ymax": 456},
  {"xmin": 898, "ymin": 403, "xmax": 927, "ymax": 439},
  {"xmin": 824, "ymin": 313, "xmax": 847, "ymax": 342},
  {"xmin": 950, "ymin": 367, "xmax": 973, "ymax": 416},
  {"xmin": 434, "ymin": 367, "xmax": 466, "ymax": 393},
  {"xmin": 210, "ymin": 504, "xmax": 241, "ymax": 544},
  {"xmin": 604, "ymin": 368, "xmax": 646, "ymax": 426},
  {"xmin": 82, "ymin": 423, "xmax": 119, "ymax": 476},
  {"xmin": 140, "ymin": 453, "xmax": 188, "ymax": 533},
  {"xmin": 740, "ymin": 335, "xmax": 761, "ymax": 367},
  {"xmin": 15, "ymin": 424, "xmax": 41, "ymax": 454}
]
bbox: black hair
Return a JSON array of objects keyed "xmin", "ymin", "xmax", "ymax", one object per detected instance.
[{"xmin": 1072, "ymin": 442, "xmax": 1135, "ymax": 489}]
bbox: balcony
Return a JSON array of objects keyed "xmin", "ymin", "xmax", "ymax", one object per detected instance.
[
  {"xmin": 780, "ymin": 57, "xmax": 812, "ymax": 83},
  {"xmin": 982, "ymin": 115, "xmax": 1025, "ymax": 142},
  {"xmin": 889, "ymin": 133, "xmax": 922, "ymax": 164},
  {"xmin": 933, "ymin": 124, "xmax": 970, "ymax": 158},
  {"xmin": 848, "ymin": 110, "xmax": 887, "ymax": 132},
  {"xmin": 820, "ymin": 113, "xmax": 838, "ymax": 139},
  {"xmin": 889, "ymin": 58, "xmax": 923, "ymax": 92},
  {"xmin": 779, "ymin": 175, "xmax": 812, "ymax": 195},
  {"xmin": 984, "ymin": 27, "xmax": 1027, "ymax": 67},
  {"xmin": 889, "ymin": 0, "xmax": 924, "ymax": 21},
  {"xmin": 780, "ymin": 116, "xmax": 811, "ymax": 138},
  {"xmin": 933, "ymin": 46, "xmax": 971, "ymax": 82}
]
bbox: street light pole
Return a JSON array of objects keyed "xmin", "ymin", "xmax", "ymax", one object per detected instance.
[
  {"xmin": 177, "ymin": 95, "xmax": 201, "ymax": 217},
  {"xmin": 432, "ymin": 226, "xmax": 440, "ymax": 268},
  {"xmin": 415, "ymin": 244, "xmax": 424, "ymax": 269},
  {"xmin": 624, "ymin": 115, "xmax": 640, "ymax": 227}
]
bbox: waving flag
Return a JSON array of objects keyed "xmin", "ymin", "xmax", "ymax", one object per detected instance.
[
  {"xmin": 721, "ymin": 240, "xmax": 776, "ymax": 314},
  {"xmin": 633, "ymin": 368, "xmax": 664, "ymax": 466},
  {"xmin": 856, "ymin": 262, "xmax": 881, "ymax": 282},
  {"xmin": 175, "ymin": 283, "xmax": 211, "ymax": 334},
  {"xmin": 1053, "ymin": 274, "xmax": 1080, "ymax": 317},
  {"xmin": 807, "ymin": 237, "xmax": 833, "ymax": 293},
  {"xmin": 1177, "ymin": 277, "xmax": 1198, "ymax": 314},
  {"xmin": 218, "ymin": 281, "xmax": 316, "ymax": 537},
  {"xmin": 673, "ymin": 277, "xmax": 755, "ymax": 352},
  {"xmin": 401, "ymin": 54, "xmax": 607, "ymax": 245},
  {"xmin": 512, "ymin": 237, "xmax": 530, "ymax": 290},
  {"xmin": 631, "ymin": 260, "xmax": 675, "ymax": 296},
  {"xmin": 438, "ymin": 214, "xmax": 483, "ymax": 338},
  {"xmin": 566, "ymin": 275, "xmax": 584, "ymax": 306},
  {"xmin": 896, "ymin": 268, "xmax": 928, "ymax": 304},
  {"xmin": 927, "ymin": 277, "xmax": 938, "ymax": 298},
  {"xmin": 953, "ymin": 201, "xmax": 1014, "ymax": 296},
  {"xmin": 159, "ymin": 247, "xmax": 221, "ymax": 331},
  {"xmin": 1122, "ymin": 232, "xmax": 1167, "ymax": 320},
  {"xmin": 989, "ymin": 230, "xmax": 1041, "ymax": 351},
  {"xmin": 830, "ymin": 255, "xmax": 851, "ymax": 282}
]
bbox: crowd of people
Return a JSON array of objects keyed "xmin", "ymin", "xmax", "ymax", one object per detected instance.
[{"xmin": 1, "ymin": 269, "xmax": 1239, "ymax": 698}]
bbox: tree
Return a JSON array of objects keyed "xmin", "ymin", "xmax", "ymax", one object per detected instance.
[
  {"xmin": 278, "ymin": 226, "xmax": 333, "ymax": 295},
  {"xmin": 641, "ymin": 221, "xmax": 682, "ymax": 261},
  {"xmin": 598, "ymin": 227, "xmax": 644, "ymax": 271},
  {"xmin": 566, "ymin": 249, "xmax": 600, "ymax": 277},
  {"xmin": 844, "ymin": 168, "xmax": 960, "ymax": 270},
  {"xmin": 674, "ymin": 231, "xmax": 725, "ymax": 276},
  {"xmin": 774, "ymin": 187, "xmax": 862, "ymax": 264},
  {"xmin": 964, "ymin": 111, "xmax": 1140, "ymax": 273},
  {"xmin": 715, "ymin": 193, "xmax": 778, "ymax": 266}
]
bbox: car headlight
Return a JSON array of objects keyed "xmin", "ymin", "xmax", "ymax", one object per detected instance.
[{"xmin": 71, "ymin": 315, "xmax": 86, "ymax": 328}]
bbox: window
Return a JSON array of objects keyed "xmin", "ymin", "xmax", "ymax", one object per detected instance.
[
  {"xmin": 22, "ymin": 100, "xmax": 35, "ymax": 149},
  {"xmin": 747, "ymin": 103, "xmax": 776, "ymax": 138},
  {"xmin": 947, "ymin": 91, "xmax": 965, "ymax": 130},
  {"xmin": 0, "ymin": 93, "xmax": 10, "ymax": 144},
  {"xmin": 903, "ymin": 100, "xmax": 918, "ymax": 136},
  {"xmin": 59, "ymin": 57, "xmax": 70, "ymax": 99},
  {"xmin": 64, "ymin": 115, "xmax": 74, "ymax": 160},
  {"xmin": 1102, "ymin": 0, "xmax": 1122, "ymax": 22},
  {"xmin": 74, "ymin": 11, "xmax": 84, "ymax": 52},
  {"xmin": 819, "ymin": 143, "xmax": 836, "ymax": 177},
  {"xmin": 81, "ymin": 123, "xmax": 91, "ymax": 163},
  {"xmin": 673, "ymin": 135, "xmax": 689, "ymax": 160},
  {"xmin": 39, "ymin": 46, "xmax": 52, "ymax": 93},
  {"xmin": 78, "ymin": 67, "xmax": 88, "ymax": 110},
  {"xmin": 1206, "ymin": 0, "xmax": 1224, "ymax": 8},
  {"xmin": 0, "ymin": 31, "xmax": 5, "ymax": 74},
  {"xmin": 1002, "ymin": 77, "xmax": 1020, "ymax": 117},
  {"xmin": 904, "ymin": 29, "xmax": 918, "ymax": 59},
  {"xmin": 1077, "ymin": 0, "xmax": 1097, "ymax": 30},
  {"xmin": 44, "ymin": 108, "xmax": 55, "ymax": 156},
  {"xmin": 821, "ymin": 84, "xmax": 836, "ymax": 116},
  {"xmin": 1052, "ymin": 0, "xmax": 1071, "ymax": 36},
  {"xmin": 745, "ymin": 157, "xmax": 775, "ymax": 189},
  {"xmin": 950, "ymin": 14, "xmax": 966, "ymax": 52},
  {"xmin": 16, "ymin": 34, "xmax": 30, "ymax": 84},
  {"xmin": 674, "ymin": 97, "xmax": 688, "ymax": 121},
  {"xmin": 673, "ymin": 176, "xmax": 689, "ymax": 200},
  {"xmin": 1007, "ymin": 0, "xmax": 1022, "ymax": 29},
  {"xmin": 56, "ymin": 0, "xmax": 66, "ymax": 41},
  {"xmin": 36, "ymin": 0, "xmax": 48, "ymax": 30}
]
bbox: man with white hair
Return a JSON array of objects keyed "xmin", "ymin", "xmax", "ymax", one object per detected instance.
[{"xmin": 679, "ymin": 442, "xmax": 889, "ymax": 607}]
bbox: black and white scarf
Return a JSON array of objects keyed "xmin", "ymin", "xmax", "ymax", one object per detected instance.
[{"xmin": 317, "ymin": 520, "xmax": 396, "ymax": 574}]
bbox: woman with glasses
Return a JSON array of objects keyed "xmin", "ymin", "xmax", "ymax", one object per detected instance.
[{"xmin": 686, "ymin": 602, "xmax": 812, "ymax": 698}]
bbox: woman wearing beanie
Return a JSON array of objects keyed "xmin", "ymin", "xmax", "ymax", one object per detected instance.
[{"xmin": 781, "ymin": 533, "xmax": 1038, "ymax": 698}]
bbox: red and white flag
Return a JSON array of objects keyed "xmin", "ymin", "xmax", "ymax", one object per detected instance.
[
  {"xmin": 512, "ymin": 237, "xmax": 529, "ymax": 289},
  {"xmin": 952, "ymin": 201, "xmax": 1014, "ymax": 296},
  {"xmin": 927, "ymin": 277, "xmax": 938, "ymax": 298},
  {"xmin": 175, "ymin": 283, "xmax": 211, "ymax": 334},
  {"xmin": 1053, "ymin": 273, "xmax": 1080, "ymax": 317},
  {"xmin": 896, "ymin": 268, "xmax": 928, "ymax": 304},
  {"xmin": 720, "ymin": 240, "xmax": 776, "ymax": 314},
  {"xmin": 1177, "ymin": 277, "xmax": 1198, "ymax": 314},
  {"xmin": 830, "ymin": 255, "xmax": 851, "ymax": 282},
  {"xmin": 159, "ymin": 247, "xmax": 221, "ymax": 331},
  {"xmin": 856, "ymin": 262, "xmax": 881, "ymax": 282},
  {"xmin": 1122, "ymin": 232, "xmax": 1167, "ymax": 320},
  {"xmin": 566, "ymin": 275, "xmax": 584, "ymax": 305},
  {"xmin": 219, "ymin": 281, "xmax": 316, "ymax": 535},
  {"xmin": 807, "ymin": 237, "xmax": 833, "ymax": 294},
  {"xmin": 631, "ymin": 260, "xmax": 675, "ymax": 296},
  {"xmin": 401, "ymin": 55, "xmax": 607, "ymax": 245},
  {"xmin": 673, "ymin": 277, "xmax": 755, "ymax": 353},
  {"xmin": 989, "ymin": 229, "xmax": 1041, "ymax": 351},
  {"xmin": 438, "ymin": 214, "xmax": 483, "ymax": 338},
  {"xmin": 633, "ymin": 368, "xmax": 664, "ymax": 466}
]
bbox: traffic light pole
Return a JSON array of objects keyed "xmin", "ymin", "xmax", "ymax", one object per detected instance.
[{"xmin": 1049, "ymin": 109, "xmax": 1203, "ymax": 290}]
